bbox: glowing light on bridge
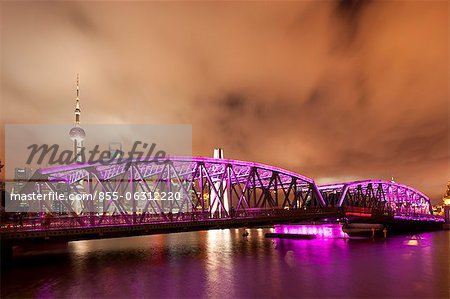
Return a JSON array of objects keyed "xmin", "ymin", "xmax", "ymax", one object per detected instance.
[
  {"xmin": 10, "ymin": 156, "xmax": 325, "ymax": 223},
  {"xmin": 318, "ymin": 180, "xmax": 435, "ymax": 219},
  {"xmin": 4, "ymin": 157, "xmax": 443, "ymax": 233}
]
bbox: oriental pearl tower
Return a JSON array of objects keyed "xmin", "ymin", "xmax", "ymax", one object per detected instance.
[{"xmin": 69, "ymin": 75, "xmax": 86, "ymax": 163}]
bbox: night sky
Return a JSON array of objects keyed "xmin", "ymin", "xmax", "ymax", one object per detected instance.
[{"xmin": 1, "ymin": 1, "xmax": 448, "ymax": 203}]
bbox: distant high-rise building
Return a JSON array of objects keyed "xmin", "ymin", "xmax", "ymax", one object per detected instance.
[
  {"xmin": 14, "ymin": 167, "xmax": 31, "ymax": 212},
  {"xmin": 14, "ymin": 167, "xmax": 31, "ymax": 192},
  {"xmin": 443, "ymin": 181, "xmax": 450, "ymax": 205},
  {"xmin": 443, "ymin": 181, "xmax": 450, "ymax": 222},
  {"xmin": 210, "ymin": 148, "xmax": 229, "ymax": 217},
  {"xmin": 109, "ymin": 142, "xmax": 123, "ymax": 159},
  {"xmin": 213, "ymin": 148, "xmax": 224, "ymax": 159},
  {"xmin": 69, "ymin": 74, "xmax": 86, "ymax": 163},
  {"xmin": 52, "ymin": 183, "xmax": 69, "ymax": 214},
  {"xmin": 68, "ymin": 75, "xmax": 86, "ymax": 214}
]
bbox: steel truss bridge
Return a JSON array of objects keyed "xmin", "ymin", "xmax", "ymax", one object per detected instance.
[{"xmin": 1, "ymin": 157, "xmax": 444, "ymax": 245}]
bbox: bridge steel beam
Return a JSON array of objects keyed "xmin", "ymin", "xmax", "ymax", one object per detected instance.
[
  {"xmin": 318, "ymin": 180, "xmax": 435, "ymax": 219},
  {"xmin": 10, "ymin": 157, "xmax": 326, "ymax": 226}
]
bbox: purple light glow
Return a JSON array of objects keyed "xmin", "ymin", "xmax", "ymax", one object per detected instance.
[
  {"xmin": 273, "ymin": 224, "xmax": 347, "ymax": 239},
  {"xmin": 8, "ymin": 156, "xmax": 437, "ymax": 224},
  {"xmin": 393, "ymin": 215, "xmax": 445, "ymax": 222},
  {"xmin": 40, "ymin": 156, "xmax": 316, "ymax": 184}
]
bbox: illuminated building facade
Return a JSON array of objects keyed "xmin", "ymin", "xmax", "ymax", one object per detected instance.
[{"xmin": 443, "ymin": 181, "xmax": 450, "ymax": 222}]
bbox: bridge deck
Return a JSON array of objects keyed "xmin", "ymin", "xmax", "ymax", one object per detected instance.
[{"xmin": 1, "ymin": 210, "xmax": 340, "ymax": 245}]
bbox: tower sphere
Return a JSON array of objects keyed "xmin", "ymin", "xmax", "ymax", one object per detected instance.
[{"xmin": 69, "ymin": 125, "xmax": 86, "ymax": 141}]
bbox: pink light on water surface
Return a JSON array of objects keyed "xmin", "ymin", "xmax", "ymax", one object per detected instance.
[{"xmin": 273, "ymin": 224, "xmax": 347, "ymax": 239}]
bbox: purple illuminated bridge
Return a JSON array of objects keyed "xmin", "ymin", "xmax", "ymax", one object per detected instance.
[{"xmin": 1, "ymin": 157, "xmax": 444, "ymax": 246}]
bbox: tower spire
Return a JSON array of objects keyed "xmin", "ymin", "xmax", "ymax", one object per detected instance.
[
  {"xmin": 75, "ymin": 74, "xmax": 81, "ymax": 125},
  {"xmin": 70, "ymin": 74, "xmax": 86, "ymax": 166}
]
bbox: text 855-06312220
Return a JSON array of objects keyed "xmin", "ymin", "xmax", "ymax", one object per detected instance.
[{"xmin": 96, "ymin": 191, "xmax": 182, "ymax": 201}]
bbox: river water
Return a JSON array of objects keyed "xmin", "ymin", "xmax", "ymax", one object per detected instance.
[{"xmin": 1, "ymin": 226, "xmax": 449, "ymax": 298}]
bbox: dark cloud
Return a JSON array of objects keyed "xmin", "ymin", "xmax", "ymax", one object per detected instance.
[
  {"xmin": 333, "ymin": 0, "xmax": 372, "ymax": 47},
  {"xmin": 336, "ymin": 0, "xmax": 371, "ymax": 21},
  {"xmin": 337, "ymin": 149, "xmax": 376, "ymax": 167},
  {"xmin": 69, "ymin": 6, "xmax": 99, "ymax": 36},
  {"xmin": 306, "ymin": 88, "xmax": 324, "ymax": 106},
  {"xmin": 220, "ymin": 93, "xmax": 246, "ymax": 112},
  {"xmin": 389, "ymin": 122, "xmax": 449, "ymax": 163}
]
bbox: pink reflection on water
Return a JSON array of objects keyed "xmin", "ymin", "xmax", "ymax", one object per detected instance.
[{"xmin": 273, "ymin": 223, "xmax": 347, "ymax": 239}]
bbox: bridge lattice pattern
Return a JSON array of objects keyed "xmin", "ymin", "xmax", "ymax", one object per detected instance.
[
  {"xmin": 3, "ymin": 157, "xmax": 443, "ymax": 230},
  {"xmin": 318, "ymin": 180, "xmax": 436, "ymax": 219},
  {"xmin": 8, "ymin": 157, "xmax": 325, "ymax": 225}
]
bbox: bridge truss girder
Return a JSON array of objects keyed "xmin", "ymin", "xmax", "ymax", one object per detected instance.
[
  {"xmin": 20, "ymin": 157, "xmax": 326, "ymax": 224},
  {"xmin": 318, "ymin": 180, "xmax": 433, "ymax": 216}
]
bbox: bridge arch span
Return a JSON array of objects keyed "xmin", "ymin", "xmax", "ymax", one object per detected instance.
[
  {"xmin": 18, "ymin": 157, "xmax": 326, "ymax": 220},
  {"xmin": 318, "ymin": 180, "xmax": 433, "ymax": 217}
]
